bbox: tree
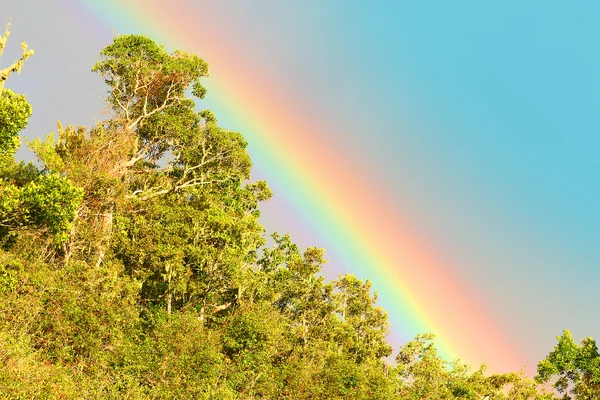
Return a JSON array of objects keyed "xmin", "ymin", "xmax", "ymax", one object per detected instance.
[
  {"xmin": 0, "ymin": 22, "xmax": 82, "ymax": 248},
  {"xmin": 332, "ymin": 274, "xmax": 392, "ymax": 363},
  {"xmin": 536, "ymin": 330, "xmax": 600, "ymax": 400},
  {"xmin": 395, "ymin": 334, "xmax": 549, "ymax": 399},
  {"xmin": 31, "ymin": 35, "xmax": 270, "ymax": 276},
  {"xmin": 27, "ymin": 34, "xmax": 211, "ymax": 265},
  {"xmin": 0, "ymin": 20, "xmax": 34, "ymax": 93}
]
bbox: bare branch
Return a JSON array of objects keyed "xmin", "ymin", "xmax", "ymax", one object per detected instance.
[
  {"xmin": 0, "ymin": 20, "xmax": 11, "ymax": 56},
  {"xmin": 126, "ymin": 177, "xmax": 229, "ymax": 201},
  {"xmin": 213, "ymin": 302, "xmax": 232, "ymax": 313},
  {"xmin": 0, "ymin": 21, "xmax": 34, "ymax": 93},
  {"xmin": 127, "ymin": 91, "xmax": 179, "ymax": 131}
]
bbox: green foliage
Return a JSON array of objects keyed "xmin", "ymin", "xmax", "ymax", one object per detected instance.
[
  {"xmin": 0, "ymin": 172, "xmax": 83, "ymax": 244},
  {"xmin": 21, "ymin": 174, "xmax": 83, "ymax": 242},
  {"xmin": 395, "ymin": 334, "xmax": 549, "ymax": 399},
  {"xmin": 333, "ymin": 274, "xmax": 392, "ymax": 362},
  {"xmin": 92, "ymin": 34, "xmax": 208, "ymax": 105},
  {"xmin": 536, "ymin": 330, "xmax": 600, "ymax": 399},
  {"xmin": 0, "ymin": 24, "xmax": 82, "ymax": 248},
  {"xmin": 119, "ymin": 310, "xmax": 229, "ymax": 398},
  {"xmin": 92, "ymin": 34, "xmax": 208, "ymax": 140},
  {"xmin": 0, "ymin": 21, "xmax": 33, "ymax": 162},
  {"xmin": 0, "ymin": 88, "xmax": 31, "ymax": 160}
]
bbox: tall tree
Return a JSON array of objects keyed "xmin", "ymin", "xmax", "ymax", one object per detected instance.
[
  {"xmin": 1, "ymin": 22, "xmax": 82, "ymax": 249},
  {"xmin": 536, "ymin": 330, "xmax": 600, "ymax": 400},
  {"xmin": 31, "ymin": 35, "xmax": 270, "ymax": 272}
]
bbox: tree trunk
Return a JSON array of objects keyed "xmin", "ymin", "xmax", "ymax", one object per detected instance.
[
  {"xmin": 95, "ymin": 205, "xmax": 114, "ymax": 267},
  {"xmin": 198, "ymin": 305, "xmax": 205, "ymax": 324},
  {"xmin": 167, "ymin": 292, "xmax": 172, "ymax": 315}
]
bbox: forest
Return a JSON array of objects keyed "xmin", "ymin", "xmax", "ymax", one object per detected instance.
[{"xmin": 0, "ymin": 25, "xmax": 599, "ymax": 399}]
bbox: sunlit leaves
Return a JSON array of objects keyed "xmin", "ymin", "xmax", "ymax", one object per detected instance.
[
  {"xmin": 536, "ymin": 330, "xmax": 600, "ymax": 400},
  {"xmin": 0, "ymin": 89, "xmax": 31, "ymax": 160}
]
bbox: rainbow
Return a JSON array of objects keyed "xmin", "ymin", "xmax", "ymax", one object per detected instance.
[{"xmin": 74, "ymin": 0, "xmax": 522, "ymax": 372}]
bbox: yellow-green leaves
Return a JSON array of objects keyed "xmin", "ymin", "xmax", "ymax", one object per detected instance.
[
  {"xmin": 0, "ymin": 89, "xmax": 31, "ymax": 160},
  {"xmin": 536, "ymin": 330, "xmax": 600, "ymax": 399},
  {"xmin": 92, "ymin": 34, "xmax": 208, "ymax": 133},
  {"xmin": 0, "ymin": 21, "xmax": 34, "ymax": 93},
  {"xmin": 0, "ymin": 173, "xmax": 83, "ymax": 244}
]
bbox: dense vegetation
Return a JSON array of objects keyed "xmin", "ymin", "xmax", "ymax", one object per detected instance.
[{"xmin": 1, "ymin": 26, "xmax": 598, "ymax": 399}]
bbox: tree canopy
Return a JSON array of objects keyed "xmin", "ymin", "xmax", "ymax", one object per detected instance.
[{"xmin": 0, "ymin": 26, "xmax": 591, "ymax": 399}]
